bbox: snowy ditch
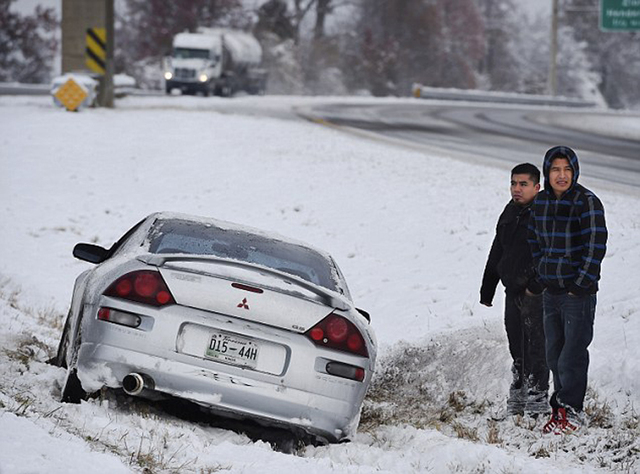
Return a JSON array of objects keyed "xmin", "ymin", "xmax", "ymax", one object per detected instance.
[{"xmin": 1, "ymin": 95, "xmax": 639, "ymax": 473}]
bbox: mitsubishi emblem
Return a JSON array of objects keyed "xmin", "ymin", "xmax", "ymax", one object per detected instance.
[{"xmin": 237, "ymin": 298, "xmax": 250, "ymax": 310}]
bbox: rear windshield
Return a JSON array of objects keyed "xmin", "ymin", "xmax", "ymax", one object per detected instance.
[{"xmin": 147, "ymin": 219, "xmax": 339, "ymax": 292}]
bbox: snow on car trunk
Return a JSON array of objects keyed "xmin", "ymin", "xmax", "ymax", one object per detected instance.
[{"xmin": 157, "ymin": 258, "xmax": 344, "ymax": 334}]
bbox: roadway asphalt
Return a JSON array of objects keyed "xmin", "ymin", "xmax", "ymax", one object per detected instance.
[{"xmin": 304, "ymin": 101, "xmax": 640, "ymax": 189}]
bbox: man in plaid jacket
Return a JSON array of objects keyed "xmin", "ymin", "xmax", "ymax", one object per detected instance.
[{"xmin": 528, "ymin": 145, "xmax": 607, "ymax": 434}]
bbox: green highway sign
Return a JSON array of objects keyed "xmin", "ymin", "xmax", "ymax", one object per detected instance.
[{"xmin": 601, "ymin": 0, "xmax": 640, "ymax": 30}]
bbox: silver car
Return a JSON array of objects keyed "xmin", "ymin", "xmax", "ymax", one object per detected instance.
[{"xmin": 54, "ymin": 212, "xmax": 376, "ymax": 444}]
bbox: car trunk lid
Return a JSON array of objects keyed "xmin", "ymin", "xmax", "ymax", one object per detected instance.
[{"xmin": 138, "ymin": 255, "xmax": 346, "ymax": 334}]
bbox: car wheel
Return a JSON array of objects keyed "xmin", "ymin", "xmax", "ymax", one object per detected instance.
[{"xmin": 61, "ymin": 368, "xmax": 87, "ymax": 403}]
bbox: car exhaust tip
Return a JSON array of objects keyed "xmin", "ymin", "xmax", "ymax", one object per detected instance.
[{"xmin": 122, "ymin": 372, "xmax": 153, "ymax": 396}]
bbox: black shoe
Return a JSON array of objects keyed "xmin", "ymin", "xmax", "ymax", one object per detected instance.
[
  {"xmin": 525, "ymin": 390, "xmax": 549, "ymax": 416},
  {"xmin": 507, "ymin": 385, "xmax": 526, "ymax": 415}
]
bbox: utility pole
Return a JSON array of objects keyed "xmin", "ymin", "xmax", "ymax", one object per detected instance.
[
  {"xmin": 548, "ymin": 0, "xmax": 559, "ymax": 96},
  {"xmin": 61, "ymin": 0, "xmax": 114, "ymax": 108},
  {"xmin": 103, "ymin": 0, "xmax": 114, "ymax": 108}
]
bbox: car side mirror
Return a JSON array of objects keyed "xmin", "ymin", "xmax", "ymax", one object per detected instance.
[
  {"xmin": 73, "ymin": 243, "xmax": 109, "ymax": 264},
  {"xmin": 356, "ymin": 308, "xmax": 371, "ymax": 323}
]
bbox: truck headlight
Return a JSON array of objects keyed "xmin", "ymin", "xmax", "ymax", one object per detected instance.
[
  {"xmin": 164, "ymin": 72, "xmax": 173, "ymax": 80},
  {"xmin": 199, "ymin": 74, "xmax": 208, "ymax": 83}
]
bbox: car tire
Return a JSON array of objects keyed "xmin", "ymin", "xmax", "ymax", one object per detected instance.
[
  {"xmin": 61, "ymin": 368, "xmax": 87, "ymax": 403},
  {"xmin": 51, "ymin": 311, "xmax": 72, "ymax": 368}
]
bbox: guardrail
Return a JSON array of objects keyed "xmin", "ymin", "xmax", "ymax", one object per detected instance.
[
  {"xmin": 0, "ymin": 82, "xmax": 162, "ymax": 98},
  {"xmin": 0, "ymin": 82, "xmax": 50, "ymax": 95},
  {"xmin": 412, "ymin": 83, "xmax": 598, "ymax": 108},
  {"xmin": 2, "ymin": 81, "xmax": 598, "ymax": 107}
]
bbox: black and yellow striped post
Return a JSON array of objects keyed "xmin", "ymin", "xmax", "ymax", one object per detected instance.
[
  {"xmin": 61, "ymin": 0, "xmax": 113, "ymax": 107},
  {"xmin": 86, "ymin": 27, "xmax": 106, "ymax": 75}
]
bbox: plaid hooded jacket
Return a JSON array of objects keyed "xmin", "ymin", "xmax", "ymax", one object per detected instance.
[{"xmin": 528, "ymin": 146, "xmax": 607, "ymax": 295}]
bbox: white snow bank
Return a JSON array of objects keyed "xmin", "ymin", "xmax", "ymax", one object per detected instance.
[{"xmin": 0, "ymin": 412, "xmax": 132, "ymax": 474}]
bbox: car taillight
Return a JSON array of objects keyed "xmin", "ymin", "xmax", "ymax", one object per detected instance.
[
  {"xmin": 104, "ymin": 270, "xmax": 175, "ymax": 307},
  {"xmin": 306, "ymin": 313, "xmax": 368, "ymax": 357}
]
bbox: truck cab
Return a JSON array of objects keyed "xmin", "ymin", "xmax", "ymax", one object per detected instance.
[{"xmin": 164, "ymin": 32, "xmax": 223, "ymax": 96}]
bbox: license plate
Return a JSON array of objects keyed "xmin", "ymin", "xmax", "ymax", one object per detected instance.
[{"xmin": 205, "ymin": 332, "xmax": 259, "ymax": 368}]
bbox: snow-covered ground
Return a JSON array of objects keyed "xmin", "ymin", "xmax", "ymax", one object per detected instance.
[{"xmin": 1, "ymin": 95, "xmax": 639, "ymax": 473}]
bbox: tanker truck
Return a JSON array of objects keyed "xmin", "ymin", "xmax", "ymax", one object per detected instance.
[{"xmin": 163, "ymin": 28, "xmax": 267, "ymax": 96}]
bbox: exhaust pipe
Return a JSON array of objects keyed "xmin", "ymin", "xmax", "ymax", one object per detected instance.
[{"xmin": 122, "ymin": 372, "xmax": 154, "ymax": 396}]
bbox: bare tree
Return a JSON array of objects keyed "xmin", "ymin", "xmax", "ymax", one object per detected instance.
[
  {"xmin": 117, "ymin": 0, "xmax": 246, "ymax": 63},
  {"xmin": 346, "ymin": 0, "xmax": 485, "ymax": 96}
]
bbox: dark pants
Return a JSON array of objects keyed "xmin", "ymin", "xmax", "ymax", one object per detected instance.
[
  {"xmin": 504, "ymin": 292, "xmax": 549, "ymax": 392},
  {"xmin": 543, "ymin": 291, "xmax": 596, "ymax": 412}
]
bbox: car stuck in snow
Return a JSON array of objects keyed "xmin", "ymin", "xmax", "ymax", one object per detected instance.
[{"xmin": 53, "ymin": 212, "xmax": 376, "ymax": 444}]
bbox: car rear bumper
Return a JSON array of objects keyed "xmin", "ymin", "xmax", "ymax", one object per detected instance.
[{"xmin": 76, "ymin": 341, "xmax": 359, "ymax": 442}]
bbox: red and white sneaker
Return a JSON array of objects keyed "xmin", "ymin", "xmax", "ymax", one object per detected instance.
[
  {"xmin": 553, "ymin": 407, "xmax": 583, "ymax": 434},
  {"xmin": 542, "ymin": 408, "xmax": 559, "ymax": 434}
]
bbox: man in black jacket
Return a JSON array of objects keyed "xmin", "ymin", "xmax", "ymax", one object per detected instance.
[{"xmin": 481, "ymin": 163, "xmax": 549, "ymax": 416}]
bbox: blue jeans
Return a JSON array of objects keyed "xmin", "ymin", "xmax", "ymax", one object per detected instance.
[{"xmin": 543, "ymin": 291, "xmax": 596, "ymax": 411}]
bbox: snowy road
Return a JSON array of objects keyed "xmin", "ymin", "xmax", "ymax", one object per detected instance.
[
  {"xmin": 301, "ymin": 101, "xmax": 640, "ymax": 189},
  {"xmin": 1, "ymin": 95, "xmax": 639, "ymax": 473}
]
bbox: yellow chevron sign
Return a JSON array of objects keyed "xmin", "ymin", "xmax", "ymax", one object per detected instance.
[{"xmin": 86, "ymin": 27, "xmax": 106, "ymax": 75}]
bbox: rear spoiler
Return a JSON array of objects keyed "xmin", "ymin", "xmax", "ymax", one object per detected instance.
[{"xmin": 137, "ymin": 254, "xmax": 349, "ymax": 311}]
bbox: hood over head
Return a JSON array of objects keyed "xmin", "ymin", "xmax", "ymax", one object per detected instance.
[{"xmin": 543, "ymin": 145, "xmax": 580, "ymax": 191}]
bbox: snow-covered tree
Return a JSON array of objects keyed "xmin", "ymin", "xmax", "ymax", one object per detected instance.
[
  {"xmin": 0, "ymin": 0, "xmax": 58, "ymax": 83},
  {"xmin": 507, "ymin": 13, "xmax": 549, "ymax": 95},
  {"xmin": 474, "ymin": 0, "xmax": 523, "ymax": 91},
  {"xmin": 555, "ymin": 25, "xmax": 603, "ymax": 103},
  {"xmin": 562, "ymin": 0, "xmax": 640, "ymax": 108}
]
